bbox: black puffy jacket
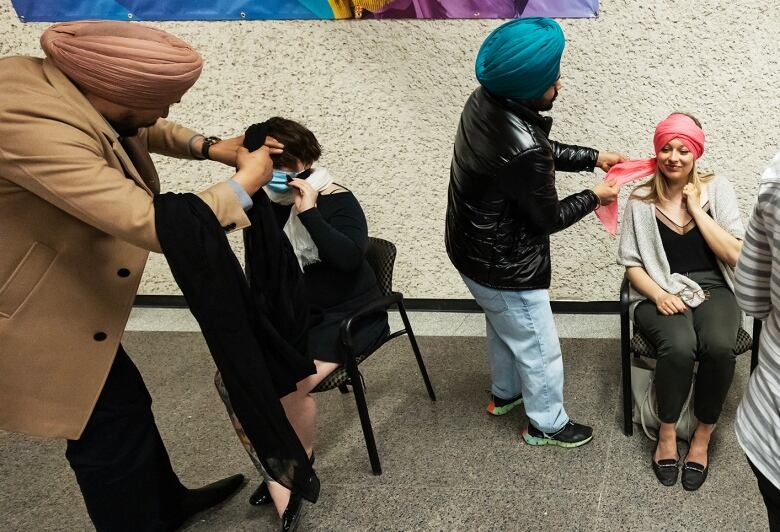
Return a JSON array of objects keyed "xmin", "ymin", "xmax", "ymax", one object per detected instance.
[{"xmin": 445, "ymin": 87, "xmax": 600, "ymax": 290}]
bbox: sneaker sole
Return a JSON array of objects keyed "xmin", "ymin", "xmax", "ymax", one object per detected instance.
[
  {"xmin": 486, "ymin": 397, "xmax": 524, "ymax": 416},
  {"xmin": 521, "ymin": 431, "xmax": 593, "ymax": 448}
]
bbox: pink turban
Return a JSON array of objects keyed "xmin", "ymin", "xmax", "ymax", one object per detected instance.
[
  {"xmin": 596, "ymin": 113, "xmax": 706, "ymax": 234},
  {"xmin": 41, "ymin": 21, "xmax": 203, "ymax": 110}
]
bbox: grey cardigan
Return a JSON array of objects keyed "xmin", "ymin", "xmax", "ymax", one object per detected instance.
[{"xmin": 617, "ymin": 174, "xmax": 745, "ymax": 318}]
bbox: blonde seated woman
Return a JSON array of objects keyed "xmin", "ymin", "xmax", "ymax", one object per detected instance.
[{"xmin": 617, "ymin": 113, "xmax": 744, "ymax": 491}]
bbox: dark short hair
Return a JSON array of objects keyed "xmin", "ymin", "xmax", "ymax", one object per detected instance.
[{"xmin": 265, "ymin": 117, "xmax": 322, "ymax": 168}]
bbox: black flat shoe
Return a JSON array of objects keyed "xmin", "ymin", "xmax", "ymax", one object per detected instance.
[
  {"xmin": 249, "ymin": 481, "xmax": 272, "ymax": 506},
  {"xmin": 280, "ymin": 494, "xmax": 305, "ymax": 532},
  {"xmin": 682, "ymin": 459, "xmax": 709, "ymax": 491},
  {"xmin": 252, "ymin": 453, "xmax": 315, "ymax": 507},
  {"xmin": 166, "ymin": 473, "xmax": 246, "ymax": 530},
  {"xmin": 651, "ymin": 449, "xmax": 680, "ymax": 486}
]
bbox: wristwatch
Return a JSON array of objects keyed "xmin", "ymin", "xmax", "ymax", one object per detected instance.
[{"xmin": 201, "ymin": 136, "xmax": 222, "ymax": 160}]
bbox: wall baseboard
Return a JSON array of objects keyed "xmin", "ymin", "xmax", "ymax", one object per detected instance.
[{"xmin": 134, "ymin": 295, "xmax": 620, "ymax": 315}]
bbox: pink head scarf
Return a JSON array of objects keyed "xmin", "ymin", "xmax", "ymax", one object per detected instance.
[
  {"xmin": 41, "ymin": 21, "xmax": 203, "ymax": 111},
  {"xmin": 596, "ymin": 113, "xmax": 706, "ymax": 234}
]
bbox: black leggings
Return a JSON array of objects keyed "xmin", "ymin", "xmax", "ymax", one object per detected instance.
[{"xmin": 634, "ymin": 270, "xmax": 740, "ymax": 424}]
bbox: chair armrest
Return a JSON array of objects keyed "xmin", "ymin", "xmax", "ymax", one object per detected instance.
[{"xmin": 339, "ymin": 292, "xmax": 402, "ymax": 351}]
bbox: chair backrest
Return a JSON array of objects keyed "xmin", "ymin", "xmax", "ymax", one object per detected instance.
[{"xmin": 365, "ymin": 237, "xmax": 396, "ymax": 296}]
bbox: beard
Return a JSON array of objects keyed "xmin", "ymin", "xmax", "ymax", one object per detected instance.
[
  {"xmin": 107, "ymin": 116, "xmax": 139, "ymax": 137},
  {"xmin": 523, "ymin": 89, "xmax": 558, "ymax": 112},
  {"xmin": 108, "ymin": 111, "xmax": 157, "ymax": 137}
]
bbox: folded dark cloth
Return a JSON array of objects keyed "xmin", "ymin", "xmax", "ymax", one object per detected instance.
[{"xmin": 154, "ymin": 191, "xmax": 319, "ymax": 503}]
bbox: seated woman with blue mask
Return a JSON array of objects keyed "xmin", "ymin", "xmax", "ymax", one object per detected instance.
[{"xmin": 217, "ymin": 117, "xmax": 389, "ymax": 531}]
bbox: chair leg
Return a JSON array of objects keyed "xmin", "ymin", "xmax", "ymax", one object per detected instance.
[
  {"xmin": 751, "ymin": 319, "xmax": 762, "ymax": 373},
  {"xmin": 620, "ymin": 309, "xmax": 634, "ymax": 436},
  {"xmin": 397, "ymin": 300, "xmax": 436, "ymax": 401},
  {"xmin": 345, "ymin": 359, "xmax": 382, "ymax": 475},
  {"xmin": 338, "ymin": 384, "xmax": 350, "ymax": 394}
]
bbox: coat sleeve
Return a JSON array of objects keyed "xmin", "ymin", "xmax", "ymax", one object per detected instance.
[
  {"xmin": 0, "ymin": 112, "xmax": 248, "ymax": 253},
  {"xmin": 140, "ymin": 118, "xmax": 201, "ymax": 159},
  {"xmin": 735, "ymin": 187, "xmax": 774, "ymax": 320},
  {"xmin": 549, "ymin": 140, "xmax": 599, "ymax": 172},
  {"xmin": 498, "ymin": 147, "xmax": 599, "ymax": 236},
  {"xmin": 297, "ymin": 193, "xmax": 368, "ymax": 272}
]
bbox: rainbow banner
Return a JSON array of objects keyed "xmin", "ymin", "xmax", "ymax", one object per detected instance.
[{"xmin": 12, "ymin": 0, "xmax": 598, "ymax": 21}]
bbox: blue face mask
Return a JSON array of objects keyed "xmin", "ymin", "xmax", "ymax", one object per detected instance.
[{"xmin": 267, "ymin": 169, "xmax": 294, "ymax": 193}]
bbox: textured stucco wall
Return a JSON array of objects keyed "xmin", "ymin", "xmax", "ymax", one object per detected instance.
[{"xmin": 2, "ymin": 0, "xmax": 779, "ymax": 300}]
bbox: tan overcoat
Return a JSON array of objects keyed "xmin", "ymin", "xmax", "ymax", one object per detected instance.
[{"xmin": 0, "ymin": 56, "xmax": 250, "ymax": 439}]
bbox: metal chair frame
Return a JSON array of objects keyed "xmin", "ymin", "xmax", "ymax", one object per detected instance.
[{"xmin": 313, "ymin": 237, "xmax": 436, "ymax": 475}]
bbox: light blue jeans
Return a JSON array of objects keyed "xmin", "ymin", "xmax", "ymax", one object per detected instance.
[{"xmin": 461, "ymin": 274, "xmax": 569, "ymax": 434}]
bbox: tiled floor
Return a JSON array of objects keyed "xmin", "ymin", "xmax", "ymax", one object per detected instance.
[{"xmin": 0, "ymin": 313, "xmax": 769, "ymax": 531}]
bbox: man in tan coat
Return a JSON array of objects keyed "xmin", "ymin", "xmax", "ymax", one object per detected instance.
[{"xmin": 0, "ymin": 21, "xmax": 276, "ymax": 531}]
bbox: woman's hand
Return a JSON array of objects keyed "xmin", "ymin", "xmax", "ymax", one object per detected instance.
[
  {"xmin": 682, "ymin": 183, "xmax": 703, "ymax": 214},
  {"xmin": 655, "ymin": 292, "xmax": 688, "ymax": 315},
  {"xmin": 288, "ymin": 178, "xmax": 318, "ymax": 212}
]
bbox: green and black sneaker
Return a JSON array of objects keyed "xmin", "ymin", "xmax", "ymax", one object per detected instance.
[
  {"xmin": 522, "ymin": 420, "xmax": 593, "ymax": 448},
  {"xmin": 486, "ymin": 393, "xmax": 524, "ymax": 416}
]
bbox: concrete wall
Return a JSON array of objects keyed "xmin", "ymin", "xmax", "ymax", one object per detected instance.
[{"xmin": 2, "ymin": 0, "xmax": 778, "ymax": 300}]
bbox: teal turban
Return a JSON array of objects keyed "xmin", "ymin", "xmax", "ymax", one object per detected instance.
[{"xmin": 475, "ymin": 17, "xmax": 565, "ymax": 101}]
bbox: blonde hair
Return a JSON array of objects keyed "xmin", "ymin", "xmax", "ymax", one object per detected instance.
[{"xmin": 631, "ymin": 112, "xmax": 713, "ymax": 204}]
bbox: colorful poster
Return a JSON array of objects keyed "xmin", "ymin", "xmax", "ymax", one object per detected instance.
[{"xmin": 12, "ymin": 0, "xmax": 598, "ymax": 21}]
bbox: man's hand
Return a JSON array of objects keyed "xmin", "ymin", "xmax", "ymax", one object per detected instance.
[
  {"xmin": 233, "ymin": 146, "xmax": 273, "ymax": 197},
  {"xmin": 596, "ymin": 151, "xmax": 628, "ymax": 172},
  {"xmin": 592, "ymin": 178, "xmax": 620, "ymax": 206},
  {"xmin": 288, "ymin": 178, "xmax": 318, "ymax": 212},
  {"xmin": 655, "ymin": 292, "xmax": 688, "ymax": 315},
  {"xmin": 201, "ymin": 135, "xmax": 284, "ymax": 167}
]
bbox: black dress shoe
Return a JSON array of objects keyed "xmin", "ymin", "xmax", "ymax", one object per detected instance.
[
  {"xmin": 651, "ymin": 448, "xmax": 680, "ymax": 486},
  {"xmin": 281, "ymin": 494, "xmax": 305, "ymax": 532},
  {"xmin": 682, "ymin": 460, "xmax": 709, "ymax": 491},
  {"xmin": 166, "ymin": 474, "xmax": 246, "ymax": 530},
  {"xmin": 249, "ymin": 482, "xmax": 272, "ymax": 506}
]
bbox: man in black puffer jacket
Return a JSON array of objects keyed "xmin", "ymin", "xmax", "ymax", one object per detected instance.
[{"xmin": 446, "ymin": 17, "xmax": 623, "ymax": 448}]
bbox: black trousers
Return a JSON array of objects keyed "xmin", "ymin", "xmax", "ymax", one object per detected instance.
[
  {"xmin": 65, "ymin": 345, "xmax": 186, "ymax": 532},
  {"xmin": 749, "ymin": 459, "xmax": 780, "ymax": 532},
  {"xmin": 634, "ymin": 270, "xmax": 740, "ymax": 424}
]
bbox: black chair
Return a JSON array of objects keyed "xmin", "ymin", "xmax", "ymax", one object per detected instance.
[
  {"xmin": 620, "ymin": 276, "xmax": 761, "ymax": 436},
  {"xmin": 311, "ymin": 237, "xmax": 437, "ymax": 474}
]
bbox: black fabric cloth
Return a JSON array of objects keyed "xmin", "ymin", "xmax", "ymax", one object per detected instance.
[
  {"xmin": 445, "ymin": 87, "xmax": 600, "ymax": 290},
  {"xmin": 657, "ymin": 210, "xmax": 719, "ymax": 274},
  {"xmin": 243, "ymin": 122, "xmax": 270, "ymax": 152},
  {"xmin": 749, "ymin": 458, "xmax": 780, "ymax": 532},
  {"xmin": 154, "ymin": 191, "xmax": 319, "ymax": 503},
  {"xmin": 65, "ymin": 345, "xmax": 187, "ymax": 532},
  {"xmin": 266, "ymin": 191, "xmax": 388, "ymax": 363}
]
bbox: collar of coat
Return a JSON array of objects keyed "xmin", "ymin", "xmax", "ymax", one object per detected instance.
[{"xmin": 483, "ymin": 88, "xmax": 553, "ymax": 137}]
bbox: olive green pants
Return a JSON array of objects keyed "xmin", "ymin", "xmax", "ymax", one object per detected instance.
[{"xmin": 634, "ymin": 270, "xmax": 740, "ymax": 424}]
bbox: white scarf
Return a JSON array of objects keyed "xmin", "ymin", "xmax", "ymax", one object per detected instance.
[{"xmin": 265, "ymin": 167, "xmax": 335, "ymax": 270}]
